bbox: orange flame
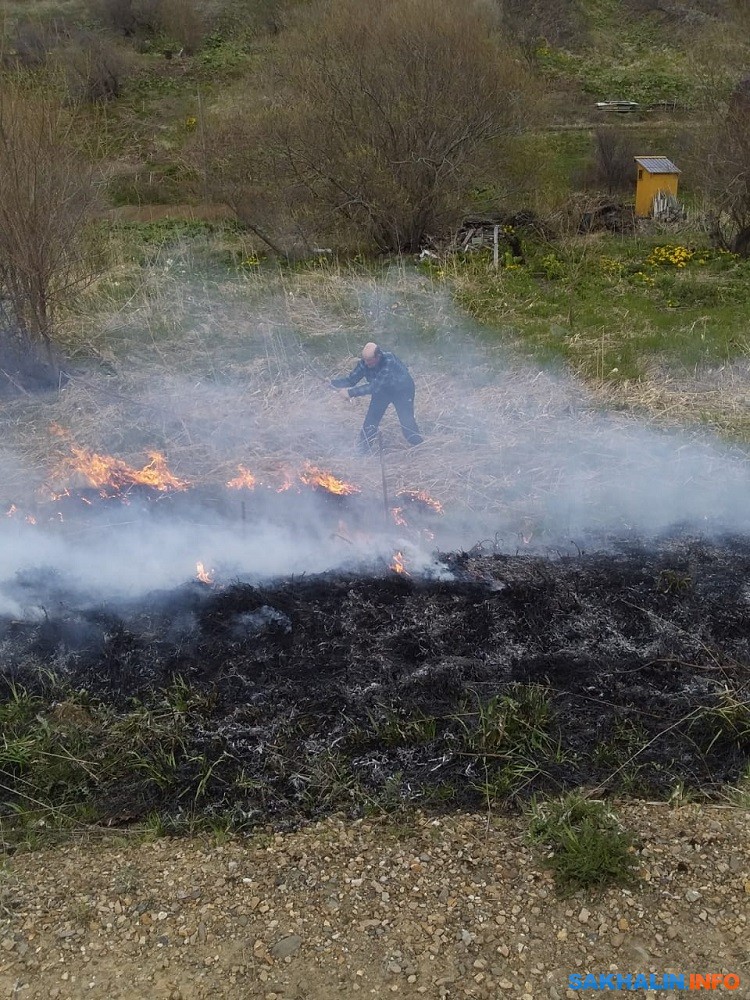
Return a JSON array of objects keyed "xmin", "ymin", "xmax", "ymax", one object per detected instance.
[
  {"xmin": 391, "ymin": 507, "xmax": 408, "ymax": 527},
  {"xmin": 276, "ymin": 468, "xmax": 296, "ymax": 493},
  {"xmin": 390, "ymin": 551, "xmax": 410, "ymax": 576},
  {"xmin": 5, "ymin": 504, "xmax": 37, "ymax": 525},
  {"xmin": 298, "ymin": 463, "xmax": 359, "ymax": 496},
  {"xmin": 54, "ymin": 445, "xmax": 186, "ymax": 496},
  {"xmin": 227, "ymin": 466, "xmax": 257, "ymax": 490},
  {"xmin": 399, "ymin": 490, "xmax": 443, "ymax": 514},
  {"xmin": 196, "ymin": 562, "xmax": 214, "ymax": 585},
  {"xmin": 49, "ymin": 424, "xmax": 187, "ymax": 495}
]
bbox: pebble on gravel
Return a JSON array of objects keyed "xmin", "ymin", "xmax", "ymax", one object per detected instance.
[{"xmin": 0, "ymin": 805, "xmax": 747, "ymax": 1000}]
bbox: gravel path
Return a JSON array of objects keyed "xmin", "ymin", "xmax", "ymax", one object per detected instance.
[{"xmin": 1, "ymin": 804, "xmax": 748, "ymax": 999}]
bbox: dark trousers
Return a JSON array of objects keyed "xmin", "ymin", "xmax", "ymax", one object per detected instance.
[{"xmin": 359, "ymin": 391, "xmax": 423, "ymax": 452}]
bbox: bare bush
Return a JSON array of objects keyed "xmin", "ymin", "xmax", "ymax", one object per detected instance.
[
  {"xmin": 225, "ymin": 0, "xmax": 289, "ymax": 37},
  {"xmin": 3, "ymin": 18, "xmax": 69, "ymax": 69},
  {"xmin": 9, "ymin": 21, "xmax": 57, "ymax": 67},
  {"xmin": 199, "ymin": 108, "xmax": 307, "ymax": 259},
  {"xmin": 91, "ymin": 0, "xmax": 212, "ymax": 50},
  {"xmin": 158, "ymin": 0, "xmax": 209, "ymax": 53},
  {"xmin": 575, "ymin": 129, "xmax": 636, "ymax": 196},
  {"xmin": 702, "ymin": 76, "xmax": 750, "ymax": 256},
  {"xmin": 498, "ymin": 0, "xmax": 587, "ymax": 53},
  {"xmin": 208, "ymin": 0, "xmax": 535, "ymax": 255},
  {"xmin": 61, "ymin": 32, "xmax": 130, "ymax": 102},
  {"xmin": 0, "ymin": 84, "xmax": 101, "ymax": 383},
  {"xmin": 93, "ymin": 0, "xmax": 160, "ymax": 37}
]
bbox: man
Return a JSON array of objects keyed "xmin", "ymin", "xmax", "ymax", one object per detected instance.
[{"xmin": 330, "ymin": 343, "xmax": 424, "ymax": 453}]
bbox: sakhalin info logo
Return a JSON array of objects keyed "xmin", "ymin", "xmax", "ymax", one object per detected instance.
[{"xmin": 568, "ymin": 972, "xmax": 741, "ymax": 991}]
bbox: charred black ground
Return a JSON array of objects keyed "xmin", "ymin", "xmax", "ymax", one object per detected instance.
[{"xmin": 1, "ymin": 535, "xmax": 749, "ymax": 834}]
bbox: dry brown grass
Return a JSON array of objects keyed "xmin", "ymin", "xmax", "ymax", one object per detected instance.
[
  {"xmin": 591, "ymin": 359, "xmax": 750, "ymax": 443},
  {"xmin": 3, "ymin": 257, "xmax": 748, "ymax": 546},
  {"xmin": 0, "ymin": 260, "xmax": 583, "ymax": 536},
  {"xmin": 2, "ymin": 358, "xmax": 586, "ymax": 527}
]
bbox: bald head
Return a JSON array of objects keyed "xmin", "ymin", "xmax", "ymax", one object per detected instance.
[{"xmin": 362, "ymin": 342, "xmax": 381, "ymax": 368}]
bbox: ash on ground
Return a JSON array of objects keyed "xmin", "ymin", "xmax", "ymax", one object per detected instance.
[{"xmin": 0, "ymin": 534, "xmax": 748, "ymax": 829}]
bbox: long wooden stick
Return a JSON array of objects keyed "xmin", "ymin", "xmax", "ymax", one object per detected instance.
[{"xmin": 378, "ymin": 432, "xmax": 389, "ymax": 526}]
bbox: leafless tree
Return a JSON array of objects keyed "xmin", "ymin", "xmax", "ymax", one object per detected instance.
[
  {"xmin": 497, "ymin": 0, "xmax": 587, "ymax": 53},
  {"xmin": 4, "ymin": 19, "xmax": 69, "ymax": 69},
  {"xmin": 0, "ymin": 83, "xmax": 101, "ymax": 385},
  {"xmin": 2, "ymin": 17, "xmax": 130, "ymax": 103},
  {"xmin": 702, "ymin": 75, "xmax": 750, "ymax": 256},
  {"xmin": 92, "ymin": 0, "xmax": 160, "ymax": 37},
  {"xmin": 63, "ymin": 32, "xmax": 131, "ymax": 101},
  {"xmin": 158, "ymin": 0, "xmax": 212, "ymax": 54},
  {"xmin": 92, "ymin": 0, "xmax": 214, "ymax": 51},
  {"xmin": 577, "ymin": 128, "xmax": 636, "ymax": 196},
  {"xmin": 206, "ymin": 0, "xmax": 535, "ymax": 255}
]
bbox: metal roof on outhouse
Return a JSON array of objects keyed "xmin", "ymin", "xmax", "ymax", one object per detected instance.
[{"xmin": 634, "ymin": 156, "xmax": 680, "ymax": 174}]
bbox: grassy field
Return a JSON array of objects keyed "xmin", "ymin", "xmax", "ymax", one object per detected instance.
[
  {"xmin": 445, "ymin": 235, "xmax": 749, "ymax": 368},
  {"xmin": 23, "ymin": 217, "xmax": 740, "ymax": 459},
  {"xmin": 1, "ymin": 0, "xmax": 749, "ymax": 439}
]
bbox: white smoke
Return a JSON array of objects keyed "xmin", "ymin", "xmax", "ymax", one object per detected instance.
[
  {"xmin": 1, "ymin": 261, "xmax": 749, "ymax": 618},
  {"xmin": 0, "ymin": 504, "xmax": 448, "ymax": 615}
]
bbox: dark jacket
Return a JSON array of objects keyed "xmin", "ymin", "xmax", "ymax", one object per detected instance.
[{"xmin": 331, "ymin": 351, "xmax": 415, "ymax": 398}]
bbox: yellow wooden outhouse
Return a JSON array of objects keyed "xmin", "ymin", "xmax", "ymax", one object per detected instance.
[{"xmin": 634, "ymin": 156, "xmax": 681, "ymax": 217}]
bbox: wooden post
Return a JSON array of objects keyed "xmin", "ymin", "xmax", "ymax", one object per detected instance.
[
  {"xmin": 493, "ymin": 224, "xmax": 500, "ymax": 270},
  {"xmin": 378, "ymin": 432, "xmax": 389, "ymax": 526}
]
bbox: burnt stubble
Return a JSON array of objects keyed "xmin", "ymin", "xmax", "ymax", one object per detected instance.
[{"xmin": 1, "ymin": 534, "xmax": 748, "ymax": 830}]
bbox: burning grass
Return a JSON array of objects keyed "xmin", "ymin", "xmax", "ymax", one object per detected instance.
[
  {"xmin": 6, "ymin": 338, "xmax": 746, "ymax": 561},
  {"xmin": 0, "ymin": 249, "xmax": 749, "ymax": 847},
  {"xmin": 3, "ymin": 253, "xmax": 749, "ymax": 551}
]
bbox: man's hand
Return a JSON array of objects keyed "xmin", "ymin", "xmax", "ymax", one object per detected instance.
[{"xmin": 338, "ymin": 388, "xmax": 351, "ymax": 401}]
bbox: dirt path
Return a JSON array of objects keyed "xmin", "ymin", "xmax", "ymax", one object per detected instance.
[{"xmin": 1, "ymin": 804, "xmax": 748, "ymax": 999}]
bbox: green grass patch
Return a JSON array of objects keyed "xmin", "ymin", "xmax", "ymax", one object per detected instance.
[
  {"xmin": 693, "ymin": 692, "xmax": 750, "ymax": 754},
  {"xmin": 527, "ymin": 791, "xmax": 639, "ymax": 893},
  {"xmin": 455, "ymin": 683, "xmax": 562, "ymax": 801},
  {"xmin": 98, "ymin": 218, "xmax": 249, "ymax": 268},
  {"xmin": 434, "ymin": 236, "xmax": 750, "ymax": 385},
  {"xmin": 0, "ymin": 678, "xmax": 235, "ymax": 848}
]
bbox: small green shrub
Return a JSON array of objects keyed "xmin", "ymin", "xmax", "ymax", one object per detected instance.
[
  {"xmin": 371, "ymin": 708, "xmax": 438, "ymax": 748},
  {"xmin": 696, "ymin": 692, "xmax": 750, "ymax": 752},
  {"xmin": 527, "ymin": 792, "xmax": 638, "ymax": 893},
  {"xmin": 454, "ymin": 683, "xmax": 557, "ymax": 801}
]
